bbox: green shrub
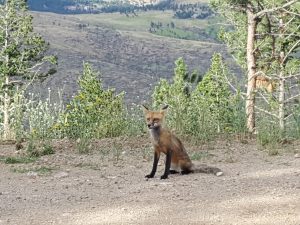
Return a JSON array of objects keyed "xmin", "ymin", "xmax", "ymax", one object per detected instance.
[
  {"xmin": 60, "ymin": 63, "xmax": 126, "ymax": 139},
  {"xmin": 256, "ymin": 115, "xmax": 282, "ymax": 148}
]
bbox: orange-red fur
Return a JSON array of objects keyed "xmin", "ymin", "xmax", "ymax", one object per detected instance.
[
  {"xmin": 142, "ymin": 105, "xmax": 222, "ymax": 179},
  {"xmin": 255, "ymin": 75, "xmax": 277, "ymax": 93}
]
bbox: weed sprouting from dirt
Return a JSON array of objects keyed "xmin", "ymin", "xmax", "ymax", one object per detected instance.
[
  {"xmin": 41, "ymin": 143, "xmax": 55, "ymax": 155},
  {"xmin": 11, "ymin": 166, "xmax": 55, "ymax": 175},
  {"xmin": 1, "ymin": 156, "xmax": 37, "ymax": 164}
]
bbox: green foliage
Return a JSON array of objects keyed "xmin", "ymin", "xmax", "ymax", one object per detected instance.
[
  {"xmin": 192, "ymin": 53, "xmax": 234, "ymax": 132},
  {"xmin": 152, "ymin": 55, "xmax": 244, "ymax": 141},
  {"xmin": 123, "ymin": 104, "xmax": 146, "ymax": 136},
  {"xmin": 149, "ymin": 21, "xmax": 205, "ymax": 41},
  {"xmin": 174, "ymin": 3, "xmax": 214, "ymax": 20},
  {"xmin": 0, "ymin": 0, "xmax": 56, "ymax": 80},
  {"xmin": 211, "ymin": 0, "xmax": 300, "ymax": 142},
  {"xmin": 26, "ymin": 140, "xmax": 55, "ymax": 157},
  {"xmin": 8, "ymin": 90, "xmax": 64, "ymax": 142},
  {"xmin": 256, "ymin": 115, "xmax": 283, "ymax": 153},
  {"xmin": 41, "ymin": 142, "xmax": 55, "ymax": 155},
  {"xmin": 152, "ymin": 57, "xmax": 190, "ymax": 133},
  {"xmin": 61, "ymin": 63, "xmax": 126, "ymax": 139},
  {"xmin": 148, "ymin": 18, "xmax": 220, "ymax": 41},
  {"xmin": 0, "ymin": 0, "xmax": 56, "ymax": 140}
]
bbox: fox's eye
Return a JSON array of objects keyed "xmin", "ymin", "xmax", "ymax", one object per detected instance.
[
  {"xmin": 153, "ymin": 119, "xmax": 159, "ymax": 123},
  {"xmin": 146, "ymin": 118, "xmax": 150, "ymax": 121}
]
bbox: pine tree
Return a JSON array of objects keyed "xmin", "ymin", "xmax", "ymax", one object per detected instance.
[
  {"xmin": 192, "ymin": 53, "xmax": 232, "ymax": 132},
  {"xmin": 62, "ymin": 63, "xmax": 125, "ymax": 139},
  {"xmin": 152, "ymin": 57, "xmax": 190, "ymax": 132},
  {"xmin": 0, "ymin": 0, "xmax": 56, "ymax": 140}
]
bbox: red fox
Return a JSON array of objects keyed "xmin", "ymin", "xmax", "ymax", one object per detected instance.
[
  {"xmin": 142, "ymin": 105, "xmax": 223, "ymax": 179},
  {"xmin": 255, "ymin": 75, "xmax": 277, "ymax": 93}
]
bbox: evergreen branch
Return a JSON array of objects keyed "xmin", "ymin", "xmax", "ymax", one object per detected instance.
[
  {"xmin": 282, "ymin": 8, "xmax": 300, "ymax": 17},
  {"xmin": 285, "ymin": 15, "xmax": 297, "ymax": 28},
  {"xmin": 255, "ymin": 0, "xmax": 298, "ymax": 18},
  {"xmin": 224, "ymin": 73, "xmax": 245, "ymax": 99},
  {"xmin": 283, "ymin": 39, "xmax": 300, "ymax": 63},
  {"xmin": 284, "ymin": 113, "xmax": 294, "ymax": 121},
  {"xmin": 256, "ymin": 91, "xmax": 270, "ymax": 105},
  {"xmin": 284, "ymin": 94, "xmax": 300, "ymax": 103},
  {"xmin": 255, "ymin": 33, "xmax": 300, "ymax": 37},
  {"xmin": 282, "ymin": 74, "xmax": 300, "ymax": 80},
  {"xmin": 288, "ymin": 83, "xmax": 299, "ymax": 89},
  {"xmin": 229, "ymin": 5, "xmax": 246, "ymax": 13},
  {"xmin": 5, "ymin": 80, "xmax": 24, "ymax": 86},
  {"xmin": 255, "ymin": 106, "xmax": 279, "ymax": 118}
]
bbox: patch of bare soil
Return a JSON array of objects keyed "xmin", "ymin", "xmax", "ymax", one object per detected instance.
[{"xmin": 0, "ymin": 137, "xmax": 299, "ymax": 225}]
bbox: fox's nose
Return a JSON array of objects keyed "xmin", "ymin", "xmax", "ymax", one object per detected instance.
[{"xmin": 148, "ymin": 124, "xmax": 152, "ymax": 128}]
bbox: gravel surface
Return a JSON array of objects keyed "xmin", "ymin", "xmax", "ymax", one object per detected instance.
[{"xmin": 0, "ymin": 137, "xmax": 299, "ymax": 225}]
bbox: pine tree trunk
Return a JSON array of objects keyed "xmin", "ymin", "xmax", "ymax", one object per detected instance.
[{"xmin": 245, "ymin": 9, "xmax": 257, "ymax": 133}]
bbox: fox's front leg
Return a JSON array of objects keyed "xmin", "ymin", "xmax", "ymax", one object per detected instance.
[
  {"xmin": 145, "ymin": 150, "xmax": 160, "ymax": 178},
  {"xmin": 160, "ymin": 149, "xmax": 171, "ymax": 179}
]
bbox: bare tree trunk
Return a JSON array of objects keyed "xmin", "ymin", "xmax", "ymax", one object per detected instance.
[
  {"xmin": 3, "ymin": 77, "xmax": 11, "ymax": 140},
  {"xmin": 278, "ymin": 72, "xmax": 285, "ymax": 132},
  {"xmin": 2, "ymin": 2, "xmax": 12, "ymax": 140},
  {"xmin": 245, "ymin": 8, "xmax": 257, "ymax": 133},
  {"xmin": 278, "ymin": 18, "xmax": 286, "ymax": 135}
]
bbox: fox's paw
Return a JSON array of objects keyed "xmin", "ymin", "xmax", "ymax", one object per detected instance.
[
  {"xmin": 160, "ymin": 174, "xmax": 168, "ymax": 179},
  {"xmin": 145, "ymin": 174, "xmax": 154, "ymax": 178}
]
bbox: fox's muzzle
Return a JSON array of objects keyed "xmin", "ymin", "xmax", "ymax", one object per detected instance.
[{"xmin": 147, "ymin": 123, "xmax": 158, "ymax": 129}]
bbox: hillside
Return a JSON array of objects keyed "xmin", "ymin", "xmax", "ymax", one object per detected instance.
[
  {"xmin": 31, "ymin": 10, "xmax": 235, "ymax": 104},
  {"xmin": 28, "ymin": 0, "xmax": 210, "ymax": 14}
]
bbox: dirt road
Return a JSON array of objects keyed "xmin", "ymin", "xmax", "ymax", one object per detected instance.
[{"xmin": 0, "ymin": 137, "xmax": 299, "ymax": 225}]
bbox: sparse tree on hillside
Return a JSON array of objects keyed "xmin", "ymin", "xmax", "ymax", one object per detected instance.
[{"xmin": 0, "ymin": 0, "xmax": 56, "ymax": 140}]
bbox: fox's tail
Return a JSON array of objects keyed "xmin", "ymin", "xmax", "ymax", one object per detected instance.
[{"xmin": 193, "ymin": 164, "xmax": 223, "ymax": 176}]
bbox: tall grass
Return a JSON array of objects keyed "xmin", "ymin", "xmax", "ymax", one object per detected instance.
[{"xmin": 9, "ymin": 89, "xmax": 64, "ymax": 142}]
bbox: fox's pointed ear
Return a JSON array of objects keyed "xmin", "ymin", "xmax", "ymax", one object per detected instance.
[
  {"xmin": 161, "ymin": 105, "xmax": 168, "ymax": 110},
  {"xmin": 160, "ymin": 105, "xmax": 168, "ymax": 114},
  {"xmin": 142, "ymin": 104, "xmax": 149, "ymax": 113}
]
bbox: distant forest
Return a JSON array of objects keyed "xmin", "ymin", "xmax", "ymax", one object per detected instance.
[{"xmin": 27, "ymin": 0, "xmax": 214, "ymax": 19}]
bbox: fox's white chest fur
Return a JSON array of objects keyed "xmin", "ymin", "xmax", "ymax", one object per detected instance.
[{"xmin": 149, "ymin": 129, "xmax": 160, "ymax": 145}]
